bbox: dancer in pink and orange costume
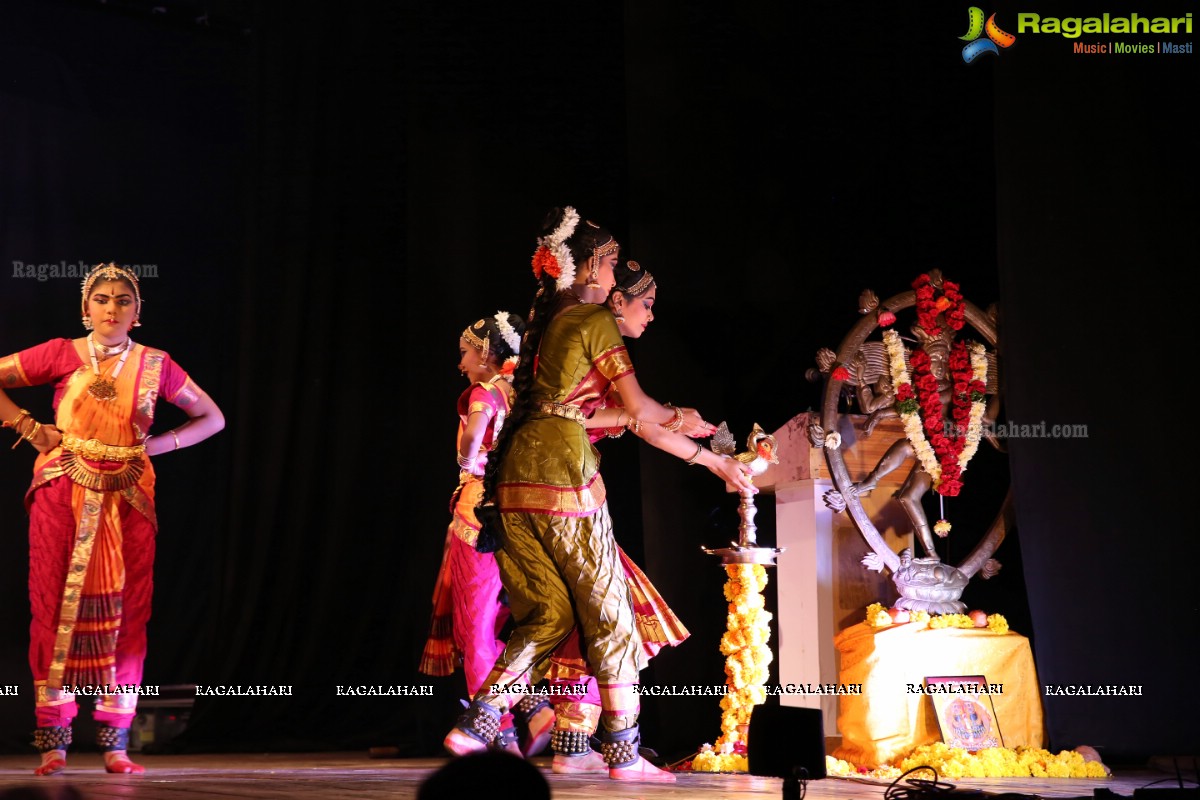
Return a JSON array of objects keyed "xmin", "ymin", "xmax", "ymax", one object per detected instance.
[
  {"xmin": 420, "ymin": 312, "xmax": 554, "ymax": 755},
  {"xmin": 0, "ymin": 263, "xmax": 224, "ymax": 776}
]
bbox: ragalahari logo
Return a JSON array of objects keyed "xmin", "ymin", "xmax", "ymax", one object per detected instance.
[{"xmin": 960, "ymin": 7, "xmax": 1016, "ymax": 62}]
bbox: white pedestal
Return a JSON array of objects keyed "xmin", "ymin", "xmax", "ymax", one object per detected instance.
[
  {"xmin": 755, "ymin": 412, "xmax": 914, "ymax": 737},
  {"xmin": 775, "ymin": 478, "xmax": 839, "ymax": 733}
]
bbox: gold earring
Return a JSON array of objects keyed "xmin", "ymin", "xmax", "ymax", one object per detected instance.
[
  {"xmin": 586, "ymin": 254, "xmax": 602, "ymax": 289},
  {"xmin": 82, "ymin": 315, "xmax": 93, "ymax": 331}
]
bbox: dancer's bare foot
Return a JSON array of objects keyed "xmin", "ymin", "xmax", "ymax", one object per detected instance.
[
  {"xmin": 34, "ymin": 749, "xmax": 66, "ymax": 776},
  {"xmin": 443, "ymin": 727, "xmax": 489, "ymax": 756},
  {"xmin": 610, "ymin": 755, "xmax": 676, "ymax": 782},
  {"xmin": 104, "ymin": 750, "xmax": 145, "ymax": 774},
  {"xmin": 445, "ymin": 701, "xmax": 504, "ymax": 757},
  {"xmin": 521, "ymin": 706, "xmax": 555, "ymax": 757},
  {"xmin": 552, "ymin": 750, "xmax": 607, "ymax": 774}
]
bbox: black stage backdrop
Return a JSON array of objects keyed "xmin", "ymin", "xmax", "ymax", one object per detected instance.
[{"xmin": 1, "ymin": 0, "xmax": 1195, "ymax": 764}]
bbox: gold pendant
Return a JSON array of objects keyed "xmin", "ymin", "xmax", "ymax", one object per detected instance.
[{"xmin": 88, "ymin": 378, "xmax": 117, "ymax": 401}]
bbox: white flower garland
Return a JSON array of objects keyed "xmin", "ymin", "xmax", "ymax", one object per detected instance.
[
  {"xmin": 537, "ymin": 206, "xmax": 580, "ymax": 291},
  {"xmin": 493, "ymin": 311, "xmax": 520, "ymax": 354},
  {"xmin": 883, "ymin": 329, "xmax": 988, "ymax": 488},
  {"xmin": 957, "ymin": 343, "xmax": 989, "ymax": 471},
  {"xmin": 884, "ymin": 330, "xmax": 943, "ymax": 483}
]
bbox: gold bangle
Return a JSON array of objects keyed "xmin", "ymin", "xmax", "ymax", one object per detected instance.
[
  {"xmin": 626, "ymin": 418, "xmax": 642, "ymax": 435},
  {"xmin": 685, "ymin": 443, "xmax": 705, "ymax": 465},
  {"xmin": 17, "ymin": 420, "xmax": 42, "ymax": 449},
  {"xmin": 3, "ymin": 408, "xmax": 31, "ymax": 429},
  {"xmin": 7, "ymin": 410, "xmax": 33, "ymax": 448},
  {"xmin": 170, "ymin": 430, "xmax": 181, "ymax": 451},
  {"xmin": 660, "ymin": 405, "xmax": 684, "ymax": 433}
]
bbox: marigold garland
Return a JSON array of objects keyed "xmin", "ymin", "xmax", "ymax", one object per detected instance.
[
  {"xmin": 864, "ymin": 604, "xmax": 1008, "ymax": 634},
  {"xmin": 897, "ymin": 743, "xmax": 1110, "ymax": 779},
  {"xmin": 829, "ymin": 745, "xmax": 1109, "ymax": 779},
  {"xmin": 691, "ymin": 564, "xmax": 773, "ymax": 773}
]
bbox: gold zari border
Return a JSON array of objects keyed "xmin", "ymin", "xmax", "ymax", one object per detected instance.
[
  {"xmin": 47, "ymin": 489, "xmax": 104, "ymax": 689},
  {"xmin": 497, "ymin": 473, "xmax": 606, "ymax": 516},
  {"xmin": 593, "ymin": 347, "xmax": 633, "ymax": 382}
]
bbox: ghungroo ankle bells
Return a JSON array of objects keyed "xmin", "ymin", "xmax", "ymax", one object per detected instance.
[
  {"xmin": 511, "ymin": 695, "xmax": 550, "ymax": 723},
  {"xmin": 32, "ymin": 726, "xmax": 72, "ymax": 752},
  {"xmin": 599, "ymin": 724, "xmax": 640, "ymax": 768},
  {"xmin": 95, "ymin": 725, "xmax": 130, "ymax": 752},
  {"xmin": 452, "ymin": 700, "xmax": 502, "ymax": 746},
  {"xmin": 550, "ymin": 729, "xmax": 592, "ymax": 756}
]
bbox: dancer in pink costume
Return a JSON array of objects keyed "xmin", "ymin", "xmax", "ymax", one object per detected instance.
[
  {"xmin": 420, "ymin": 312, "xmax": 554, "ymax": 755},
  {"xmin": 1, "ymin": 263, "xmax": 224, "ymax": 776}
]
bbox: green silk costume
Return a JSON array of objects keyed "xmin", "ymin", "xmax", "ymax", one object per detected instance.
[{"xmin": 478, "ymin": 300, "xmax": 642, "ymax": 731}]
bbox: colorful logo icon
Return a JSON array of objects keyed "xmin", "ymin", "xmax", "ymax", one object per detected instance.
[{"xmin": 960, "ymin": 7, "xmax": 1016, "ymax": 62}]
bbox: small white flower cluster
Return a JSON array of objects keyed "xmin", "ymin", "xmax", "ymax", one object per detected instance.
[{"xmin": 493, "ymin": 311, "xmax": 520, "ymax": 354}]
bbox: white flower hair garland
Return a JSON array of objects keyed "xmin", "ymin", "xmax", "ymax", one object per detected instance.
[
  {"xmin": 531, "ymin": 206, "xmax": 581, "ymax": 292},
  {"xmin": 493, "ymin": 311, "xmax": 520, "ymax": 354}
]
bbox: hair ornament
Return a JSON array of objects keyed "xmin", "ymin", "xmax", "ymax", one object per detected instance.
[
  {"xmin": 619, "ymin": 260, "xmax": 655, "ymax": 297},
  {"xmin": 462, "ymin": 319, "xmax": 489, "ymax": 354},
  {"xmin": 531, "ymin": 206, "xmax": 581, "ymax": 292},
  {"xmin": 493, "ymin": 312, "xmax": 521, "ymax": 354}
]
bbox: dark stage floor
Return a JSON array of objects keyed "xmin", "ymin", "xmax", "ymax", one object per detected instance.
[{"xmin": 0, "ymin": 752, "xmax": 1176, "ymax": 800}]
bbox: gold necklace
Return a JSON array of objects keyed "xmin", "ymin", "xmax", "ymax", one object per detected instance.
[
  {"xmin": 93, "ymin": 337, "xmax": 130, "ymax": 358},
  {"xmin": 87, "ymin": 334, "xmax": 132, "ymax": 401}
]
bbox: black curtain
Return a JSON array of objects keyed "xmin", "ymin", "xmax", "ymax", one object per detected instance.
[
  {"xmin": 2, "ymin": 0, "xmax": 1193, "ymax": 765},
  {"xmin": 0, "ymin": 0, "xmax": 246, "ymax": 751},
  {"xmin": 995, "ymin": 0, "xmax": 1199, "ymax": 760}
]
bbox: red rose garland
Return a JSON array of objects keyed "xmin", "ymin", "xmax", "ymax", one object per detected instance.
[
  {"xmin": 913, "ymin": 273, "xmax": 965, "ymax": 338},
  {"xmin": 895, "ymin": 274, "xmax": 984, "ymax": 498}
]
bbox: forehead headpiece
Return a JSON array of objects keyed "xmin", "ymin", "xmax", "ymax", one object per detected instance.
[
  {"xmin": 462, "ymin": 311, "xmax": 522, "ymax": 364},
  {"xmin": 618, "ymin": 260, "xmax": 655, "ymax": 297},
  {"xmin": 81, "ymin": 262, "xmax": 143, "ymax": 317}
]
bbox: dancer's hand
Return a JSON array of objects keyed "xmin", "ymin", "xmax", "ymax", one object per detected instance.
[
  {"xmin": 678, "ymin": 408, "xmax": 716, "ymax": 438},
  {"xmin": 709, "ymin": 454, "xmax": 757, "ymax": 493},
  {"xmin": 32, "ymin": 425, "xmax": 62, "ymax": 455}
]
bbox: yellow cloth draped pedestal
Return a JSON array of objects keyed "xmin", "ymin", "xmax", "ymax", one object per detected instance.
[{"xmin": 833, "ymin": 622, "xmax": 1045, "ymax": 767}]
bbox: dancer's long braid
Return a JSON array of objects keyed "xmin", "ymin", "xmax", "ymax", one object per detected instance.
[
  {"xmin": 475, "ymin": 207, "xmax": 613, "ymax": 552},
  {"xmin": 475, "ymin": 279, "xmax": 558, "ymax": 552}
]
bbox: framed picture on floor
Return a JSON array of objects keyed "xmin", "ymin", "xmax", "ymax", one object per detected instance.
[{"xmin": 924, "ymin": 675, "xmax": 1004, "ymax": 750}]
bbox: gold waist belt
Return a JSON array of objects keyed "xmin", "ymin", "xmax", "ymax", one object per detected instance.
[
  {"xmin": 61, "ymin": 434, "xmax": 146, "ymax": 463},
  {"xmin": 59, "ymin": 435, "xmax": 146, "ymax": 492},
  {"xmin": 539, "ymin": 402, "xmax": 585, "ymax": 425}
]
